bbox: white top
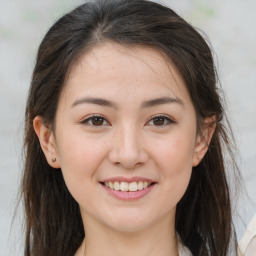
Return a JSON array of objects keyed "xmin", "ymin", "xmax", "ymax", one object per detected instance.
[
  {"xmin": 178, "ymin": 237, "xmax": 193, "ymax": 256},
  {"xmin": 239, "ymin": 213, "xmax": 256, "ymax": 256},
  {"xmin": 178, "ymin": 243, "xmax": 192, "ymax": 256}
]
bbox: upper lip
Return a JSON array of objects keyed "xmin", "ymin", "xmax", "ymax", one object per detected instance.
[{"xmin": 101, "ymin": 176, "xmax": 155, "ymax": 183}]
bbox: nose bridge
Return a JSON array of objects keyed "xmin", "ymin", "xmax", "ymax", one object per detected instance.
[
  {"xmin": 108, "ymin": 121, "xmax": 148, "ymax": 168},
  {"xmin": 121, "ymin": 123, "xmax": 139, "ymax": 154}
]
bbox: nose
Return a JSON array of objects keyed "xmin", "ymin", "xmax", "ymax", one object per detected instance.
[{"xmin": 108, "ymin": 124, "xmax": 148, "ymax": 169}]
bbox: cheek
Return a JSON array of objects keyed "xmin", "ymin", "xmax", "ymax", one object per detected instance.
[
  {"xmin": 55, "ymin": 131, "xmax": 108, "ymax": 197},
  {"xmin": 156, "ymin": 135, "xmax": 196, "ymax": 170},
  {"xmin": 152, "ymin": 134, "xmax": 195, "ymax": 199},
  {"xmin": 57, "ymin": 130, "xmax": 107, "ymax": 169}
]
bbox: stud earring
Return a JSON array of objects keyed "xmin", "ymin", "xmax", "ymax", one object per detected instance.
[{"xmin": 52, "ymin": 158, "xmax": 57, "ymax": 163}]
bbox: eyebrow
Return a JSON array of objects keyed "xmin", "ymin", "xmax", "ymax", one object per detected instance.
[
  {"xmin": 72, "ymin": 97, "xmax": 118, "ymax": 109},
  {"xmin": 71, "ymin": 96, "xmax": 184, "ymax": 109},
  {"xmin": 141, "ymin": 96, "xmax": 184, "ymax": 108}
]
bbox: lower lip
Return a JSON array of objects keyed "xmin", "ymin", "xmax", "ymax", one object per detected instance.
[{"xmin": 102, "ymin": 184, "xmax": 155, "ymax": 200}]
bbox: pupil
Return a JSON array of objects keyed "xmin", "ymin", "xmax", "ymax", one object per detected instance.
[
  {"xmin": 153, "ymin": 117, "xmax": 164, "ymax": 126},
  {"xmin": 92, "ymin": 117, "xmax": 103, "ymax": 126}
]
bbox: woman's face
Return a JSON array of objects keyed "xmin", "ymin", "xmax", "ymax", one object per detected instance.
[{"xmin": 40, "ymin": 43, "xmax": 207, "ymax": 233}]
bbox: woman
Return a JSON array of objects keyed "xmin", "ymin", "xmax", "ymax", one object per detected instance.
[{"xmin": 21, "ymin": 0, "xmax": 241, "ymax": 255}]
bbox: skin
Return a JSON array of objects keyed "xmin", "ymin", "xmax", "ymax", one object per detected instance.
[{"xmin": 34, "ymin": 43, "xmax": 215, "ymax": 256}]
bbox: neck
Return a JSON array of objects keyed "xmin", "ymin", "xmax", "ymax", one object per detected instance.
[{"xmin": 78, "ymin": 213, "xmax": 179, "ymax": 256}]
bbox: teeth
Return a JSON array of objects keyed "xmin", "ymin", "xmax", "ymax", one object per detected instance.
[
  {"xmin": 129, "ymin": 182, "xmax": 137, "ymax": 192},
  {"xmin": 103, "ymin": 181, "xmax": 152, "ymax": 191},
  {"xmin": 114, "ymin": 181, "xmax": 120, "ymax": 190},
  {"xmin": 143, "ymin": 182, "xmax": 148, "ymax": 189},
  {"xmin": 120, "ymin": 181, "xmax": 128, "ymax": 192},
  {"xmin": 138, "ymin": 181, "xmax": 143, "ymax": 190},
  {"xmin": 109, "ymin": 181, "xmax": 114, "ymax": 189}
]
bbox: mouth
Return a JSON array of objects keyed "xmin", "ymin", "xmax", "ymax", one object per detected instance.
[
  {"xmin": 100, "ymin": 177, "xmax": 156, "ymax": 200},
  {"xmin": 101, "ymin": 180, "xmax": 154, "ymax": 192}
]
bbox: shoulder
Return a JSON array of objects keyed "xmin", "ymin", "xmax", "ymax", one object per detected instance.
[{"xmin": 239, "ymin": 214, "xmax": 256, "ymax": 256}]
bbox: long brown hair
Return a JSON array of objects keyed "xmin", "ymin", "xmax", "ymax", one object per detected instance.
[{"xmin": 22, "ymin": 0, "xmax": 240, "ymax": 255}]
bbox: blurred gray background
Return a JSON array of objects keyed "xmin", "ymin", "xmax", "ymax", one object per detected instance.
[{"xmin": 0, "ymin": 0, "xmax": 255, "ymax": 255}]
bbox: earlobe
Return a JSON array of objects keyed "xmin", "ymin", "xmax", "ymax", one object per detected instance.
[
  {"xmin": 192, "ymin": 116, "xmax": 216, "ymax": 167},
  {"xmin": 33, "ymin": 116, "xmax": 60, "ymax": 168}
]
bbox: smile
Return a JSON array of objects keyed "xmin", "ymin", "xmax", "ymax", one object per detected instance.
[
  {"xmin": 104, "ymin": 181, "xmax": 152, "ymax": 192},
  {"xmin": 101, "ymin": 177, "xmax": 156, "ymax": 200}
]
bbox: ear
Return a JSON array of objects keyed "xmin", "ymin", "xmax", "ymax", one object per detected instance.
[
  {"xmin": 33, "ymin": 116, "xmax": 60, "ymax": 168},
  {"xmin": 192, "ymin": 116, "xmax": 216, "ymax": 167}
]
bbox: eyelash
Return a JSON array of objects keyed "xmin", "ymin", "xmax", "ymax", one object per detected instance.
[
  {"xmin": 146, "ymin": 115, "xmax": 175, "ymax": 127},
  {"xmin": 80, "ymin": 114, "xmax": 175, "ymax": 127},
  {"xmin": 80, "ymin": 115, "xmax": 110, "ymax": 127}
]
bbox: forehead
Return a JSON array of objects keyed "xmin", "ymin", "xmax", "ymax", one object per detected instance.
[
  {"xmin": 68, "ymin": 43, "xmax": 180, "ymax": 83},
  {"xmin": 62, "ymin": 42, "xmax": 191, "ymax": 106}
]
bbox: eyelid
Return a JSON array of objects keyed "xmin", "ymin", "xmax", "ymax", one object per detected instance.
[
  {"xmin": 146, "ymin": 114, "xmax": 176, "ymax": 126},
  {"xmin": 80, "ymin": 114, "xmax": 110, "ymax": 126}
]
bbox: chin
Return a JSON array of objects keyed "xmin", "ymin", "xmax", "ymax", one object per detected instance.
[
  {"xmin": 101, "ymin": 211, "xmax": 156, "ymax": 233},
  {"xmin": 107, "ymin": 222, "xmax": 150, "ymax": 233}
]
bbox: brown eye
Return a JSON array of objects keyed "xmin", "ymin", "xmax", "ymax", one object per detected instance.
[
  {"xmin": 81, "ymin": 115, "xmax": 109, "ymax": 126},
  {"xmin": 91, "ymin": 116, "xmax": 104, "ymax": 126},
  {"xmin": 147, "ymin": 115, "xmax": 174, "ymax": 127},
  {"xmin": 152, "ymin": 116, "xmax": 165, "ymax": 126}
]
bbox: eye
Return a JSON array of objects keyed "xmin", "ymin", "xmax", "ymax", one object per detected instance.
[
  {"xmin": 147, "ymin": 115, "xmax": 175, "ymax": 126},
  {"xmin": 81, "ymin": 115, "xmax": 109, "ymax": 126}
]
